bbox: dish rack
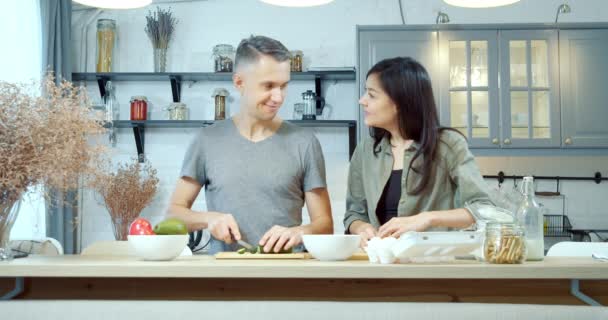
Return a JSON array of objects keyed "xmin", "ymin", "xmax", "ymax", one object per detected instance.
[{"xmin": 543, "ymin": 214, "xmax": 572, "ymax": 238}]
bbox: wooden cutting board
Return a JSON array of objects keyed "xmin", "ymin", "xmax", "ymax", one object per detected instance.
[
  {"xmin": 215, "ymin": 251, "xmax": 369, "ymax": 260},
  {"xmin": 215, "ymin": 252, "xmax": 312, "ymax": 259}
]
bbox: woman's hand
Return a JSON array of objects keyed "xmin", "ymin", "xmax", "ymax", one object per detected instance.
[
  {"xmin": 349, "ymin": 221, "xmax": 378, "ymax": 247},
  {"xmin": 378, "ymin": 212, "xmax": 434, "ymax": 238}
]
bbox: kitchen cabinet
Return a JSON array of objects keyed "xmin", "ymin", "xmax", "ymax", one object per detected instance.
[
  {"xmin": 499, "ymin": 30, "xmax": 560, "ymax": 148},
  {"xmin": 438, "ymin": 30, "xmax": 500, "ymax": 148},
  {"xmin": 559, "ymin": 29, "xmax": 608, "ymax": 148},
  {"xmin": 357, "ymin": 27, "xmax": 438, "ymax": 139},
  {"xmin": 357, "ymin": 24, "xmax": 608, "ymax": 151}
]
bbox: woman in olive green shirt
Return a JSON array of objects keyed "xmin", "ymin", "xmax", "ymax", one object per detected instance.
[{"xmin": 344, "ymin": 57, "xmax": 492, "ymax": 247}]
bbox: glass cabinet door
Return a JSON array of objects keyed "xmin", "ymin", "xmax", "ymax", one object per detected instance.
[
  {"xmin": 500, "ymin": 30, "xmax": 560, "ymax": 148},
  {"xmin": 439, "ymin": 31, "xmax": 499, "ymax": 148}
]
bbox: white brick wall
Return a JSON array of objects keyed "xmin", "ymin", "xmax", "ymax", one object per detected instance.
[{"xmin": 73, "ymin": 0, "xmax": 608, "ymax": 249}]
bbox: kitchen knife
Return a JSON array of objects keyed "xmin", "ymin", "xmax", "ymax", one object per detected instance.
[{"xmin": 237, "ymin": 239, "xmax": 254, "ymax": 251}]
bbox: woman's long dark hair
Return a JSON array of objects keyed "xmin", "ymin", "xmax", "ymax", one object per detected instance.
[{"xmin": 368, "ymin": 57, "xmax": 455, "ymax": 196}]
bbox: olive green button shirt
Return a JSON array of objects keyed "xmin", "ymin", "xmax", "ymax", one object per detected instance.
[{"xmin": 343, "ymin": 130, "xmax": 492, "ymax": 232}]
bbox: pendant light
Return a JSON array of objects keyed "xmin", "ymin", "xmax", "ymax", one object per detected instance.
[
  {"xmin": 72, "ymin": 0, "xmax": 152, "ymax": 9},
  {"xmin": 259, "ymin": 0, "xmax": 335, "ymax": 7},
  {"xmin": 443, "ymin": 0, "xmax": 520, "ymax": 8}
]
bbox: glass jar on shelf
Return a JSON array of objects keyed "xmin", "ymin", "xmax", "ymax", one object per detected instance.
[
  {"xmin": 290, "ymin": 50, "xmax": 303, "ymax": 72},
  {"xmin": 212, "ymin": 88, "xmax": 229, "ymax": 120},
  {"xmin": 166, "ymin": 102, "xmax": 188, "ymax": 120},
  {"xmin": 483, "ymin": 222, "xmax": 527, "ymax": 264},
  {"xmin": 96, "ymin": 19, "xmax": 117, "ymax": 72},
  {"xmin": 130, "ymin": 96, "xmax": 148, "ymax": 121},
  {"xmin": 213, "ymin": 44, "xmax": 235, "ymax": 72}
]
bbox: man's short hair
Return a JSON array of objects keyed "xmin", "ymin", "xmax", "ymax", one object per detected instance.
[{"xmin": 234, "ymin": 35, "xmax": 291, "ymax": 70}]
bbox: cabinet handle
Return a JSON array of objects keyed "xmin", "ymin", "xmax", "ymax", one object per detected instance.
[
  {"xmin": 564, "ymin": 137, "xmax": 573, "ymax": 145},
  {"xmin": 503, "ymin": 138, "xmax": 512, "ymax": 145},
  {"xmin": 492, "ymin": 138, "xmax": 499, "ymax": 145}
]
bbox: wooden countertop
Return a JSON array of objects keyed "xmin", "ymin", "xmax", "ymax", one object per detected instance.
[{"xmin": 0, "ymin": 255, "xmax": 606, "ymax": 279}]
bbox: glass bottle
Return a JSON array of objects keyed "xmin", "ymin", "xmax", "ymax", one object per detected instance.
[
  {"xmin": 104, "ymin": 81, "xmax": 119, "ymax": 146},
  {"xmin": 96, "ymin": 19, "xmax": 117, "ymax": 72},
  {"xmin": 516, "ymin": 176, "xmax": 544, "ymax": 261}
]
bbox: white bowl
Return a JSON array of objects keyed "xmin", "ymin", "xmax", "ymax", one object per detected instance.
[
  {"xmin": 128, "ymin": 234, "xmax": 189, "ymax": 261},
  {"xmin": 302, "ymin": 235, "xmax": 361, "ymax": 261}
]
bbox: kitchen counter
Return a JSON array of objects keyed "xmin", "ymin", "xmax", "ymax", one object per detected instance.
[
  {"xmin": 0, "ymin": 255, "xmax": 606, "ymax": 279},
  {"xmin": 1, "ymin": 255, "xmax": 606, "ymax": 305}
]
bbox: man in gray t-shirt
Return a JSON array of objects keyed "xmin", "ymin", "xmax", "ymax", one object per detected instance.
[{"xmin": 168, "ymin": 35, "xmax": 333, "ymax": 254}]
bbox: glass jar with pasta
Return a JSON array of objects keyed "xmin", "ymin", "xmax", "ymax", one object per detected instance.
[
  {"xmin": 483, "ymin": 222, "xmax": 527, "ymax": 264},
  {"xmin": 96, "ymin": 19, "xmax": 117, "ymax": 72}
]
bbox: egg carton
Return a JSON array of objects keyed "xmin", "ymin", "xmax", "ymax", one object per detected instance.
[{"xmin": 366, "ymin": 231, "xmax": 482, "ymax": 264}]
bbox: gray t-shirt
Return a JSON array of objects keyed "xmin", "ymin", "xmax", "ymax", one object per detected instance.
[{"xmin": 180, "ymin": 119, "xmax": 327, "ymax": 253}]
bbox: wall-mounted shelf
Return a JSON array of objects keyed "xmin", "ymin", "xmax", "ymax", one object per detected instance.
[
  {"xmin": 73, "ymin": 70, "xmax": 356, "ymax": 108},
  {"xmin": 111, "ymin": 120, "xmax": 357, "ymax": 162}
]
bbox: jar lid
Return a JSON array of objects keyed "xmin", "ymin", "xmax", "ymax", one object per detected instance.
[
  {"xmin": 97, "ymin": 19, "xmax": 116, "ymax": 28},
  {"xmin": 291, "ymin": 50, "xmax": 303, "ymax": 55},
  {"xmin": 213, "ymin": 44, "xmax": 235, "ymax": 55},
  {"xmin": 130, "ymin": 96, "xmax": 148, "ymax": 102},
  {"xmin": 212, "ymin": 88, "xmax": 230, "ymax": 97},
  {"xmin": 169, "ymin": 102, "xmax": 187, "ymax": 107},
  {"xmin": 486, "ymin": 222, "xmax": 523, "ymax": 231}
]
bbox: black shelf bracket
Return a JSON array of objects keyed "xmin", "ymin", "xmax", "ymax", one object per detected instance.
[
  {"xmin": 314, "ymin": 75, "xmax": 322, "ymax": 116},
  {"xmin": 170, "ymin": 75, "xmax": 181, "ymax": 102},
  {"xmin": 96, "ymin": 76, "xmax": 109, "ymax": 99},
  {"xmin": 133, "ymin": 124, "xmax": 145, "ymax": 163},
  {"xmin": 348, "ymin": 123, "xmax": 357, "ymax": 160}
]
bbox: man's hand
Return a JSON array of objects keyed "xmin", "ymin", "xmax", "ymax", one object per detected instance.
[
  {"xmin": 259, "ymin": 225, "xmax": 304, "ymax": 253},
  {"xmin": 206, "ymin": 212, "xmax": 241, "ymax": 244},
  {"xmin": 377, "ymin": 212, "xmax": 433, "ymax": 238}
]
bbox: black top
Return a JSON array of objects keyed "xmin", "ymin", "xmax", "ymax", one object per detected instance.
[{"xmin": 376, "ymin": 169, "xmax": 403, "ymax": 225}]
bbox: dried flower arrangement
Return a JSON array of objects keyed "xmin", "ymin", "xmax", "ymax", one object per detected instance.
[
  {"xmin": 89, "ymin": 159, "xmax": 159, "ymax": 240},
  {"xmin": 0, "ymin": 75, "xmax": 107, "ymax": 259},
  {"xmin": 145, "ymin": 6, "xmax": 178, "ymax": 50}
]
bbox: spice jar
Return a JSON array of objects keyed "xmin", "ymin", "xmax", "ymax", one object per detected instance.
[
  {"xmin": 130, "ymin": 96, "xmax": 148, "ymax": 120},
  {"xmin": 212, "ymin": 88, "xmax": 229, "ymax": 120},
  {"xmin": 213, "ymin": 44, "xmax": 235, "ymax": 72},
  {"xmin": 290, "ymin": 50, "xmax": 303, "ymax": 72},
  {"xmin": 167, "ymin": 102, "xmax": 188, "ymax": 120},
  {"xmin": 96, "ymin": 19, "xmax": 116, "ymax": 72},
  {"xmin": 483, "ymin": 222, "xmax": 527, "ymax": 264}
]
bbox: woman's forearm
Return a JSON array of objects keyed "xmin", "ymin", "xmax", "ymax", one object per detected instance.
[{"xmin": 427, "ymin": 208, "xmax": 475, "ymax": 229}]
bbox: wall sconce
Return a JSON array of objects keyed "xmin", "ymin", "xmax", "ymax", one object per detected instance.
[
  {"xmin": 555, "ymin": 3, "xmax": 571, "ymax": 23},
  {"xmin": 436, "ymin": 11, "xmax": 450, "ymax": 24},
  {"xmin": 443, "ymin": 0, "xmax": 520, "ymax": 8},
  {"xmin": 259, "ymin": 0, "xmax": 334, "ymax": 7},
  {"xmin": 73, "ymin": 0, "xmax": 151, "ymax": 9}
]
